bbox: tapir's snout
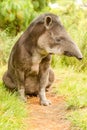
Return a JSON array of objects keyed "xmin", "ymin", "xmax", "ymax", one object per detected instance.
[
  {"xmin": 73, "ymin": 44, "xmax": 83, "ymax": 60},
  {"xmin": 64, "ymin": 50, "xmax": 83, "ymax": 60},
  {"xmin": 63, "ymin": 41, "xmax": 83, "ymax": 60},
  {"xmin": 77, "ymin": 54, "xmax": 83, "ymax": 60}
]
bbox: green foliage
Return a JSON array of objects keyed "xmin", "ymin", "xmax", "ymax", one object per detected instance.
[
  {"xmin": 68, "ymin": 110, "xmax": 87, "ymax": 130},
  {"xmin": 54, "ymin": 67, "xmax": 87, "ymax": 130},
  {"xmin": 32, "ymin": 0, "xmax": 48, "ymax": 11},
  {"xmin": 0, "ymin": 66, "xmax": 27, "ymax": 130},
  {"xmin": 0, "ymin": 81, "xmax": 27, "ymax": 130},
  {"xmin": 0, "ymin": 0, "xmax": 37, "ymax": 35},
  {"xmin": 59, "ymin": 73, "xmax": 87, "ymax": 109},
  {"xmin": 0, "ymin": 0, "xmax": 51, "ymax": 35},
  {"xmin": 0, "ymin": 30, "xmax": 22, "ymax": 65}
]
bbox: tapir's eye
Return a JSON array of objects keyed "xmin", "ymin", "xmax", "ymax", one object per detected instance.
[
  {"xmin": 56, "ymin": 38, "xmax": 61, "ymax": 42},
  {"xmin": 55, "ymin": 38, "xmax": 61, "ymax": 43}
]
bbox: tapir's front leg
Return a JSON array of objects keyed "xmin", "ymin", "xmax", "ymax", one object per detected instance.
[
  {"xmin": 39, "ymin": 55, "xmax": 52, "ymax": 106},
  {"xmin": 39, "ymin": 68, "xmax": 51, "ymax": 106}
]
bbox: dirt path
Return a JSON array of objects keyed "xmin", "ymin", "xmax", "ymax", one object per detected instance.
[{"xmin": 26, "ymin": 92, "xmax": 71, "ymax": 130}]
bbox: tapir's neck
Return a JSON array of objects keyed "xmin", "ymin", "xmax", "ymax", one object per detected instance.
[{"xmin": 30, "ymin": 49, "xmax": 47, "ymax": 75}]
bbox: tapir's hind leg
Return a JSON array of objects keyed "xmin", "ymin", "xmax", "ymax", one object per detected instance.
[{"xmin": 2, "ymin": 71, "xmax": 16, "ymax": 90}]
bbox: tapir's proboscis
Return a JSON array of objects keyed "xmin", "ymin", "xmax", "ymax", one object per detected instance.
[{"xmin": 3, "ymin": 13, "xmax": 83, "ymax": 106}]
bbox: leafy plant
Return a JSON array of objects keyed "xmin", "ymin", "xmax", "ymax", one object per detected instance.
[{"xmin": 0, "ymin": 0, "xmax": 35, "ymax": 35}]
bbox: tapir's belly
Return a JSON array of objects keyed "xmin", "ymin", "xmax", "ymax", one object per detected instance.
[{"xmin": 25, "ymin": 75, "xmax": 39, "ymax": 94}]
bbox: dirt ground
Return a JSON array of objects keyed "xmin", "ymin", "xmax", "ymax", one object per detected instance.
[{"xmin": 26, "ymin": 91, "xmax": 72, "ymax": 130}]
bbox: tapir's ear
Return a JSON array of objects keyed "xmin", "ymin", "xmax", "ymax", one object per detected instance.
[{"xmin": 44, "ymin": 16, "xmax": 52, "ymax": 29}]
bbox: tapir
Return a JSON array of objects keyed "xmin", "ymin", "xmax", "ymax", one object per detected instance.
[{"xmin": 3, "ymin": 13, "xmax": 83, "ymax": 106}]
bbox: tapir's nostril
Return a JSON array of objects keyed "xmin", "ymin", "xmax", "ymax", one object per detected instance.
[
  {"xmin": 78, "ymin": 57, "xmax": 83, "ymax": 60},
  {"xmin": 77, "ymin": 52, "xmax": 83, "ymax": 60},
  {"xmin": 77, "ymin": 56, "xmax": 83, "ymax": 60}
]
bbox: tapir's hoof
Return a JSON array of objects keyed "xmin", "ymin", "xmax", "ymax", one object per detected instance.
[
  {"xmin": 19, "ymin": 96, "xmax": 27, "ymax": 102},
  {"xmin": 40, "ymin": 99, "xmax": 51, "ymax": 106}
]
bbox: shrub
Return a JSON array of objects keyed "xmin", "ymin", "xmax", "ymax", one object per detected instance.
[
  {"xmin": 0, "ymin": 0, "xmax": 37, "ymax": 35},
  {"xmin": 0, "ymin": 0, "xmax": 51, "ymax": 35}
]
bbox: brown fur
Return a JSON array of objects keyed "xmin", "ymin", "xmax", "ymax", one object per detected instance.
[{"xmin": 2, "ymin": 13, "xmax": 82, "ymax": 105}]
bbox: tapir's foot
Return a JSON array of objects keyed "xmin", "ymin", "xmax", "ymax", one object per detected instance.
[
  {"xmin": 19, "ymin": 95, "xmax": 27, "ymax": 102},
  {"xmin": 40, "ymin": 99, "xmax": 51, "ymax": 106},
  {"xmin": 18, "ymin": 88, "xmax": 27, "ymax": 102}
]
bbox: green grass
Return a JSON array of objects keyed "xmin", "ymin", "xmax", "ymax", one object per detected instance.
[
  {"xmin": 0, "ymin": 30, "xmax": 22, "ymax": 65},
  {"xmin": 68, "ymin": 109, "xmax": 87, "ymax": 130},
  {"xmin": 0, "ymin": 66, "xmax": 27, "ymax": 130},
  {"xmin": 54, "ymin": 67, "xmax": 87, "ymax": 130}
]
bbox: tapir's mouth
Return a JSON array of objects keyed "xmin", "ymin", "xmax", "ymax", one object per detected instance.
[
  {"xmin": 77, "ymin": 56, "xmax": 83, "ymax": 60},
  {"xmin": 64, "ymin": 51, "xmax": 83, "ymax": 60},
  {"xmin": 64, "ymin": 51, "xmax": 73, "ymax": 57}
]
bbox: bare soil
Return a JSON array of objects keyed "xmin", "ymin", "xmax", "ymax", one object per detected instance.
[{"xmin": 26, "ymin": 91, "xmax": 71, "ymax": 130}]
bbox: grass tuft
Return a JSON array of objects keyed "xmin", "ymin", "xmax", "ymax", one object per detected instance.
[
  {"xmin": 0, "ymin": 81, "xmax": 27, "ymax": 130},
  {"xmin": 54, "ymin": 67, "xmax": 87, "ymax": 130},
  {"xmin": 0, "ymin": 65, "xmax": 27, "ymax": 130}
]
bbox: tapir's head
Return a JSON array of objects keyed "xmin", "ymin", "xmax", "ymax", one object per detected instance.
[{"xmin": 37, "ymin": 13, "xmax": 83, "ymax": 60}]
